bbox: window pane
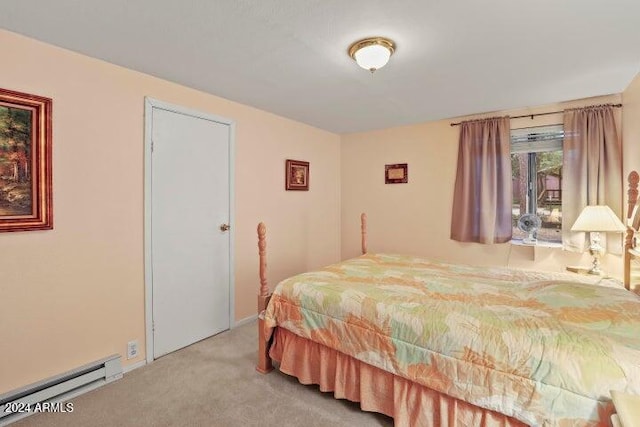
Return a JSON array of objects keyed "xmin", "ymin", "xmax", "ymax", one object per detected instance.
[
  {"xmin": 511, "ymin": 153, "xmax": 529, "ymax": 241},
  {"xmin": 511, "ymin": 124, "xmax": 564, "ymax": 245},
  {"xmin": 511, "ymin": 150, "xmax": 562, "ymax": 244},
  {"xmin": 535, "ymin": 150, "xmax": 562, "ymax": 243}
]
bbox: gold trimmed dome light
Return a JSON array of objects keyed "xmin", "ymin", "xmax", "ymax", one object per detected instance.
[{"xmin": 348, "ymin": 37, "xmax": 396, "ymax": 73}]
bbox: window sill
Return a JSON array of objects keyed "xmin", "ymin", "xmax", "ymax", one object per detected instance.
[{"xmin": 510, "ymin": 239, "xmax": 562, "ymax": 249}]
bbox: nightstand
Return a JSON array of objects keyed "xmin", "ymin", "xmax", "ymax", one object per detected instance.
[{"xmin": 611, "ymin": 390, "xmax": 640, "ymax": 427}]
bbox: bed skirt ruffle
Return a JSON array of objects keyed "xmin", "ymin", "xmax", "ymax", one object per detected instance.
[{"xmin": 270, "ymin": 327, "xmax": 526, "ymax": 427}]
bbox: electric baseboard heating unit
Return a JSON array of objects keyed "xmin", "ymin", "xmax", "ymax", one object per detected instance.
[{"xmin": 0, "ymin": 354, "xmax": 122, "ymax": 426}]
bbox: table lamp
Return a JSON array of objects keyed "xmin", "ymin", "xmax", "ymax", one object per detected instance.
[{"xmin": 571, "ymin": 205, "xmax": 626, "ymax": 275}]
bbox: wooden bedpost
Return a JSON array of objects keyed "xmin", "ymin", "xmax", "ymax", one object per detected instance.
[
  {"xmin": 361, "ymin": 213, "xmax": 367, "ymax": 255},
  {"xmin": 256, "ymin": 222, "xmax": 273, "ymax": 373},
  {"xmin": 624, "ymin": 172, "xmax": 639, "ymax": 290},
  {"xmin": 257, "ymin": 222, "xmax": 269, "ymax": 311}
]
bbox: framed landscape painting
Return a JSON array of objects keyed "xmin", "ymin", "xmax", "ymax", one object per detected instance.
[{"xmin": 0, "ymin": 88, "xmax": 52, "ymax": 232}]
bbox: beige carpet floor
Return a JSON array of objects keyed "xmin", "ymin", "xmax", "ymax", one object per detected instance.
[{"xmin": 14, "ymin": 321, "xmax": 393, "ymax": 427}]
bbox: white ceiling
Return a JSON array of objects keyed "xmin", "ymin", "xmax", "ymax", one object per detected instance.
[{"xmin": 1, "ymin": 0, "xmax": 639, "ymax": 133}]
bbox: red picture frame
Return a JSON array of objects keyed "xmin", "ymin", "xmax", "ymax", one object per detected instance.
[{"xmin": 0, "ymin": 88, "xmax": 53, "ymax": 232}]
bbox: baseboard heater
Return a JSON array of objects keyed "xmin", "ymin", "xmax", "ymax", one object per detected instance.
[{"xmin": 0, "ymin": 354, "xmax": 122, "ymax": 426}]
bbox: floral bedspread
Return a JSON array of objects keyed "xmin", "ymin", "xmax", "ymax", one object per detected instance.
[{"xmin": 263, "ymin": 253, "xmax": 640, "ymax": 426}]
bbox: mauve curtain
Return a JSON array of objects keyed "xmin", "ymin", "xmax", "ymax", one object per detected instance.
[
  {"xmin": 562, "ymin": 105, "xmax": 622, "ymax": 253},
  {"xmin": 451, "ymin": 117, "xmax": 512, "ymax": 244}
]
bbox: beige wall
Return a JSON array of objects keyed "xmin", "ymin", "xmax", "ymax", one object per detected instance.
[
  {"xmin": 0, "ymin": 30, "xmax": 340, "ymax": 393},
  {"xmin": 623, "ymin": 73, "xmax": 640, "ymax": 189},
  {"xmin": 341, "ymin": 94, "xmax": 625, "ymax": 276}
]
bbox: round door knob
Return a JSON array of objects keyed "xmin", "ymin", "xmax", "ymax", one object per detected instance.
[{"xmin": 220, "ymin": 223, "xmax": 230, "ymax": 232}]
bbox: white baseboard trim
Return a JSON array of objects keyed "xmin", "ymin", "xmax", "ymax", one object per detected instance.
[
  {"xmin": 123, "ymin": 359, "xmax": 146, "ymax": 374},
  {"xmin": 234, "ymin": 314, "xmax": 257, "ymax": 327}
]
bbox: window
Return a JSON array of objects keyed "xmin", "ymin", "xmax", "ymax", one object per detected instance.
[{"xmin": 511, "ymin": 125, "xmax": 563, "ymax": 244}]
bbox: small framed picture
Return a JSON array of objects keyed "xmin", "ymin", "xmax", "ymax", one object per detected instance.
[
  {"xmin": 385, "ymin": 163, "xmax": 408, "ymax": 184},
  {"xmin": 286, "ymin": 159, "xmax": 309, "ymax": 191}
]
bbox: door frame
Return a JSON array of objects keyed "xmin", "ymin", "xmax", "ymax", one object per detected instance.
[{"xmin": 143, "ymin": 97, "xmax": 235, "ymax": 364}]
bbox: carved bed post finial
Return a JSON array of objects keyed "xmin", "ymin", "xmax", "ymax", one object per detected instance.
[
  {"xmin": 627, "ymin": 171, "xmax": 639, "ymax": 219},
  {"xmin": 361, "ymin": 213, "xmax": 367, "ymax": 255},
  {"xmin": 258, "ymin": 222, "xmax": 268, "ymax": 298}
]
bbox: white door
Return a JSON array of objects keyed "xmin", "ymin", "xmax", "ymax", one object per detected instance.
[{"xmin": 149, "ymin": 103, "xmax": 232, "ymax": 359}]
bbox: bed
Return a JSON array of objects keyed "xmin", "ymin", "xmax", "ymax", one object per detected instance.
[{"xmin": 256, "ymin": 175, "xmax": 640, "ymax": 427}]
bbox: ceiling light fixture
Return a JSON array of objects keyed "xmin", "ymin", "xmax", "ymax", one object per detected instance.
[{"xmin": 348, "ymin": 37, "xmax": 396, "ymax": 73}]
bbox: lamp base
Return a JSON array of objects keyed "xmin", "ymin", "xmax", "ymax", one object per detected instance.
[{"xmin": 588, "ymin": 232, "xmax": 605, "ymax": 276}]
